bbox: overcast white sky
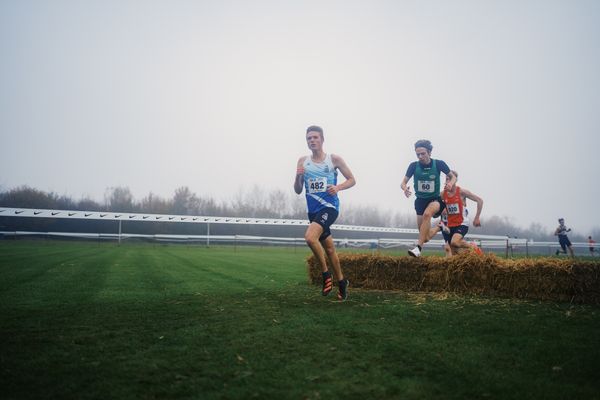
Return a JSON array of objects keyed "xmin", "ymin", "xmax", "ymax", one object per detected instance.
[{"xmin": 1, "ymin": 0, "xmax": 599, "ymax": 234}]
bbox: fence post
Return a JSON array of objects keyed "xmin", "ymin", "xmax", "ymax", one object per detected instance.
[
  {"xmin": 118, "ymin": 220, "xmax": 122, "ymax": 246},
  {"xmin": 206, "ymin": 222, "xmax": 210, "ymax": 248},
  {"xmin": 505, "ymin": 239, "xmax": 509, "ymax": 258}
]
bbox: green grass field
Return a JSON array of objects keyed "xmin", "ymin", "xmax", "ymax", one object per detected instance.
[{"xmin": 1, "ymin": 240, "xmax": 599, "ymax": 400}]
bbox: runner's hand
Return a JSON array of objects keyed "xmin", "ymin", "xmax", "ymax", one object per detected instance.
[
  {"xmin": 326, "ymin": 184, "xmax": 339, "ymax": 195},
  {"xmin": 403, "ymin": 186, "xmax": 412, "ymax": 198}
]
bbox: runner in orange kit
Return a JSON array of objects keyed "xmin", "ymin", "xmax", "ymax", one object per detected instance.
[{"xmin": 441, "ymin": 170, "xmax": 484, "ymax": 255}]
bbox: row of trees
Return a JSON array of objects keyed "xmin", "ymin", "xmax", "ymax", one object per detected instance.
[
  {"xmin": 0, "ymin": 185, "xmax": 305, "ymax": 219},
  {"xmin": 0, "ymin": 185, "xmax": 593, "ymax": 241}
]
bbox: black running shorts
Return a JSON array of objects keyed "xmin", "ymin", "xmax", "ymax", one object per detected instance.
[{"xmin": 308, "ymin": 208, "xmax": 339, "ymax": 241}]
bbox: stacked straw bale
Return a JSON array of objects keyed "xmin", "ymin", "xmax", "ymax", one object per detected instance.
[{"xmin": 307, "ymin": 252, "xmax": 600, "ymax": 304}]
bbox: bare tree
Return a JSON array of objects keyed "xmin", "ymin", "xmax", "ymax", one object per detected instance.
[
  {"xmin": 286, "ymin": 193, "xmax": 306, "ymax": 219},
  {"xmin": 268, "ymin": 189, "xmax": 287, "ymax": 218},
  {"xmin": 140, "ymin": 192, "xmax": 171, "ymax": 214},
  {"xmin": 172, "ymin": 186, "xmax": 201, "ymax": 215},
  {"xmin": 75, "ymin": 197, "xmax": 102, "ymax": 211},
  {"xmin": 104, "ymin": 186, "xmax": 135, "ymax": 212},
  {"xmin": 0, "ymin": 185, "xmax": 60, "ymax": 209}
]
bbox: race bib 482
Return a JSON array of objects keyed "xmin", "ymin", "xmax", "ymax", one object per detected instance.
[{"xmin": 308, "ymin": 177, "xmax": 327, "ymax": 193}]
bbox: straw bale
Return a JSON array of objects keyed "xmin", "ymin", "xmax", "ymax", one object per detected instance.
[{"xmin": 307, "ymin": 252, "xmax": 600, "ymax": 304}]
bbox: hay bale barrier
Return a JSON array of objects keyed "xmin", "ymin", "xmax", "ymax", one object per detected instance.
[{"xmin": 307, "ymin": 253, "xmax": 600, "ymax": 304}]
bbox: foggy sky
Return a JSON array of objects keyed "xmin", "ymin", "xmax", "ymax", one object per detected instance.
[{"xmin": 1, "ymin": 0, "xmax": 599, "ymax": 234}]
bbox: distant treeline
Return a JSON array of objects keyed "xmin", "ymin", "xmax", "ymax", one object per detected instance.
[{"xmin": 0, "ymin": 185, "xmax": 593, "ymax": 241}]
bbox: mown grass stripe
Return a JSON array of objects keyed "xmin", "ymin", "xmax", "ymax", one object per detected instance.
[{"xmin": 0, "ymin": 240, "xmax": 599, "ymax": 400}]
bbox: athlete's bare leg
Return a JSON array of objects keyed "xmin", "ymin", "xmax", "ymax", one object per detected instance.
[
  {"xmin": 450, "ymin": 233, "xmax": 472, "ymax": 254},
  {"xmin": 427, "ymin": 225, "xmax": 440, "ymax": 242},
  {"xmin": 305, "ymin": 223, "xmax": 329, "ymax": 272},
  {"xmin": 321, "ymin": 235, "xmax": 344, "ymax": 281},
  {"xmin": 417, "ymin": 202, "xmax": 441, "ymax": 247},
  {"xmin": 444, "ymin": 243, "xmax": 453, "ymax": 257}
]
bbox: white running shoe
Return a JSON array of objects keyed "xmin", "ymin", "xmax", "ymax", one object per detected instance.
[
  {"xmin": 408, "ymin": 246, "xmax": 421, "ymax": 257},
  {"xmin": 436, "ymin": 221, "xmax": 450, "ymax": 234}
]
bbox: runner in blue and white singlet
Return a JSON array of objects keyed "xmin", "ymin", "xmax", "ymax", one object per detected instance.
[
  {"xmin": 294, "ymin": 125, "xmax": 356, "ymax": 301},
  {"xmin": 303, "ymin": 153, "xmax": 339, "ymax": 214}
]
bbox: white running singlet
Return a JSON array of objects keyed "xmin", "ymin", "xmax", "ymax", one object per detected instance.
[{"xmin": 303, "ymin": 154, "xmax": 339, "ymax": 213}]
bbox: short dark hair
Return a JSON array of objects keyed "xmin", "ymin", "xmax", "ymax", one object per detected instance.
[
  {"xmin": 306, "ymin": 125, "xmax": 324, "ymax": 140},
  {"xmin": 415, "ymin": 139, "xmax": 432, "ymax": 152}
]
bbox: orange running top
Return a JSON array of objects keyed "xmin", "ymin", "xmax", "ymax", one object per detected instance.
[{"xmin": 443, "ymin": 186, "xmax": 464, "ymax": 228}]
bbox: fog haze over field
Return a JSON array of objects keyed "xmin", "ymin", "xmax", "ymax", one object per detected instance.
[{"xmin": 1, "ymin": 0, "xmax": 599, "ymax": 234}]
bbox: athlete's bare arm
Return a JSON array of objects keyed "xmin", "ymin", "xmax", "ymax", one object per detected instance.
[
  {"xmin": 461, "ymin": 188, "xmax": 483, "ymax": 227},
  {"xmin": 400, "ymin": 176, "xmax": 412, "ymax": 198},
  {"xmin": 294, "ymin": 156, "xmax": 307, "ymax": 194},
  {"xmin": 328, "ymin": 154, "xmax": 356, "ymax": 195}
]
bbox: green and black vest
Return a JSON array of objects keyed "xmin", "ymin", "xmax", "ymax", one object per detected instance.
[{"xmin": 414, "ymin": 159, "xmax": 440, "ymax": 199}]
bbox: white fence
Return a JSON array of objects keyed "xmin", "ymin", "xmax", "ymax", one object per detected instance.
[{"xmin": 0, "ymin": 207, "xmax": 595, "ymax": 255}]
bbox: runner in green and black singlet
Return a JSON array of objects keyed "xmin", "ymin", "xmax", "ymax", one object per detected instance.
[{"xmin": 401, "ymin": 139, "xmax": 456, "ymax": 257}]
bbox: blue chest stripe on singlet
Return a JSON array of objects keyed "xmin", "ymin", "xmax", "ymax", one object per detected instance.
[{"xmin": 303, "ymin": 154, "xmax": 339, "ymax": 213}]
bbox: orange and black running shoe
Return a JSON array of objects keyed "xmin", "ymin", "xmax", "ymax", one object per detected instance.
[
  {"xmin": 337, "ymin": 279, "xmax": 349, "ymax": 301},
  {"xmin": 322, "ymin": 272, "xmax": 333, "ymax": 296}
]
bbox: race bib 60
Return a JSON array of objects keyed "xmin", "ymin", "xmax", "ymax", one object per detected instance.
[{"xmin": 417, "ymin": 180, "xmax": 435, "ymax": 193}]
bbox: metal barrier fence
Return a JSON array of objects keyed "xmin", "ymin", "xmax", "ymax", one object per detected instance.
[{"xmin": 0, "ymin": 207, "xmax": 596, "ymax": 256}]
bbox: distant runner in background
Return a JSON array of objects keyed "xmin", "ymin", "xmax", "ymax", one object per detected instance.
[
  {"xmin": 294, "ymin": 125, "xmax": 356, "ymax": 301},
  {"xmin": 554, "ymin": 218, "xmax": 574, "ymax": 258},
  {"xmin": 401, "ymin": 139, "xmax": 456, "ymax": 257},
  {"xmin": 588, "ymin": 236, "xmax": 596, "ymax": 256}
]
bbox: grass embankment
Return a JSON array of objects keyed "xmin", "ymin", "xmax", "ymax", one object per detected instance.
[{"xmin": 1, "ymin": 241, "xmax": 599, "ymax": 399}]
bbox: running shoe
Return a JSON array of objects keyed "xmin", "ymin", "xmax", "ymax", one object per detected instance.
[
  {"xmin": 438, "ymin": 222, "xmax": 450, "ymax": 235},
  {"xmin": 337, "ymin": 279, "xmax": 349, "ymax": 301},
  {"xmin": 470, "ymin": 242, "xmax": 483, "ymax": 255},
  {"xmin": 322, "ymin": 272, "xmax": 333, "ymax": 296},
  {"xmin": 408, "ymin": 246, "xmax": 421, "ymax": 257}
]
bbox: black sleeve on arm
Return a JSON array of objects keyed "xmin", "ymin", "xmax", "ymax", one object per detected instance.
[
  {"xmin": 405, "ymin": 162, "xmax": 417, "ymax": 179},
  {"xmin": 437, "ymin": 160, "xmax": 451, "ymax": 175}
]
